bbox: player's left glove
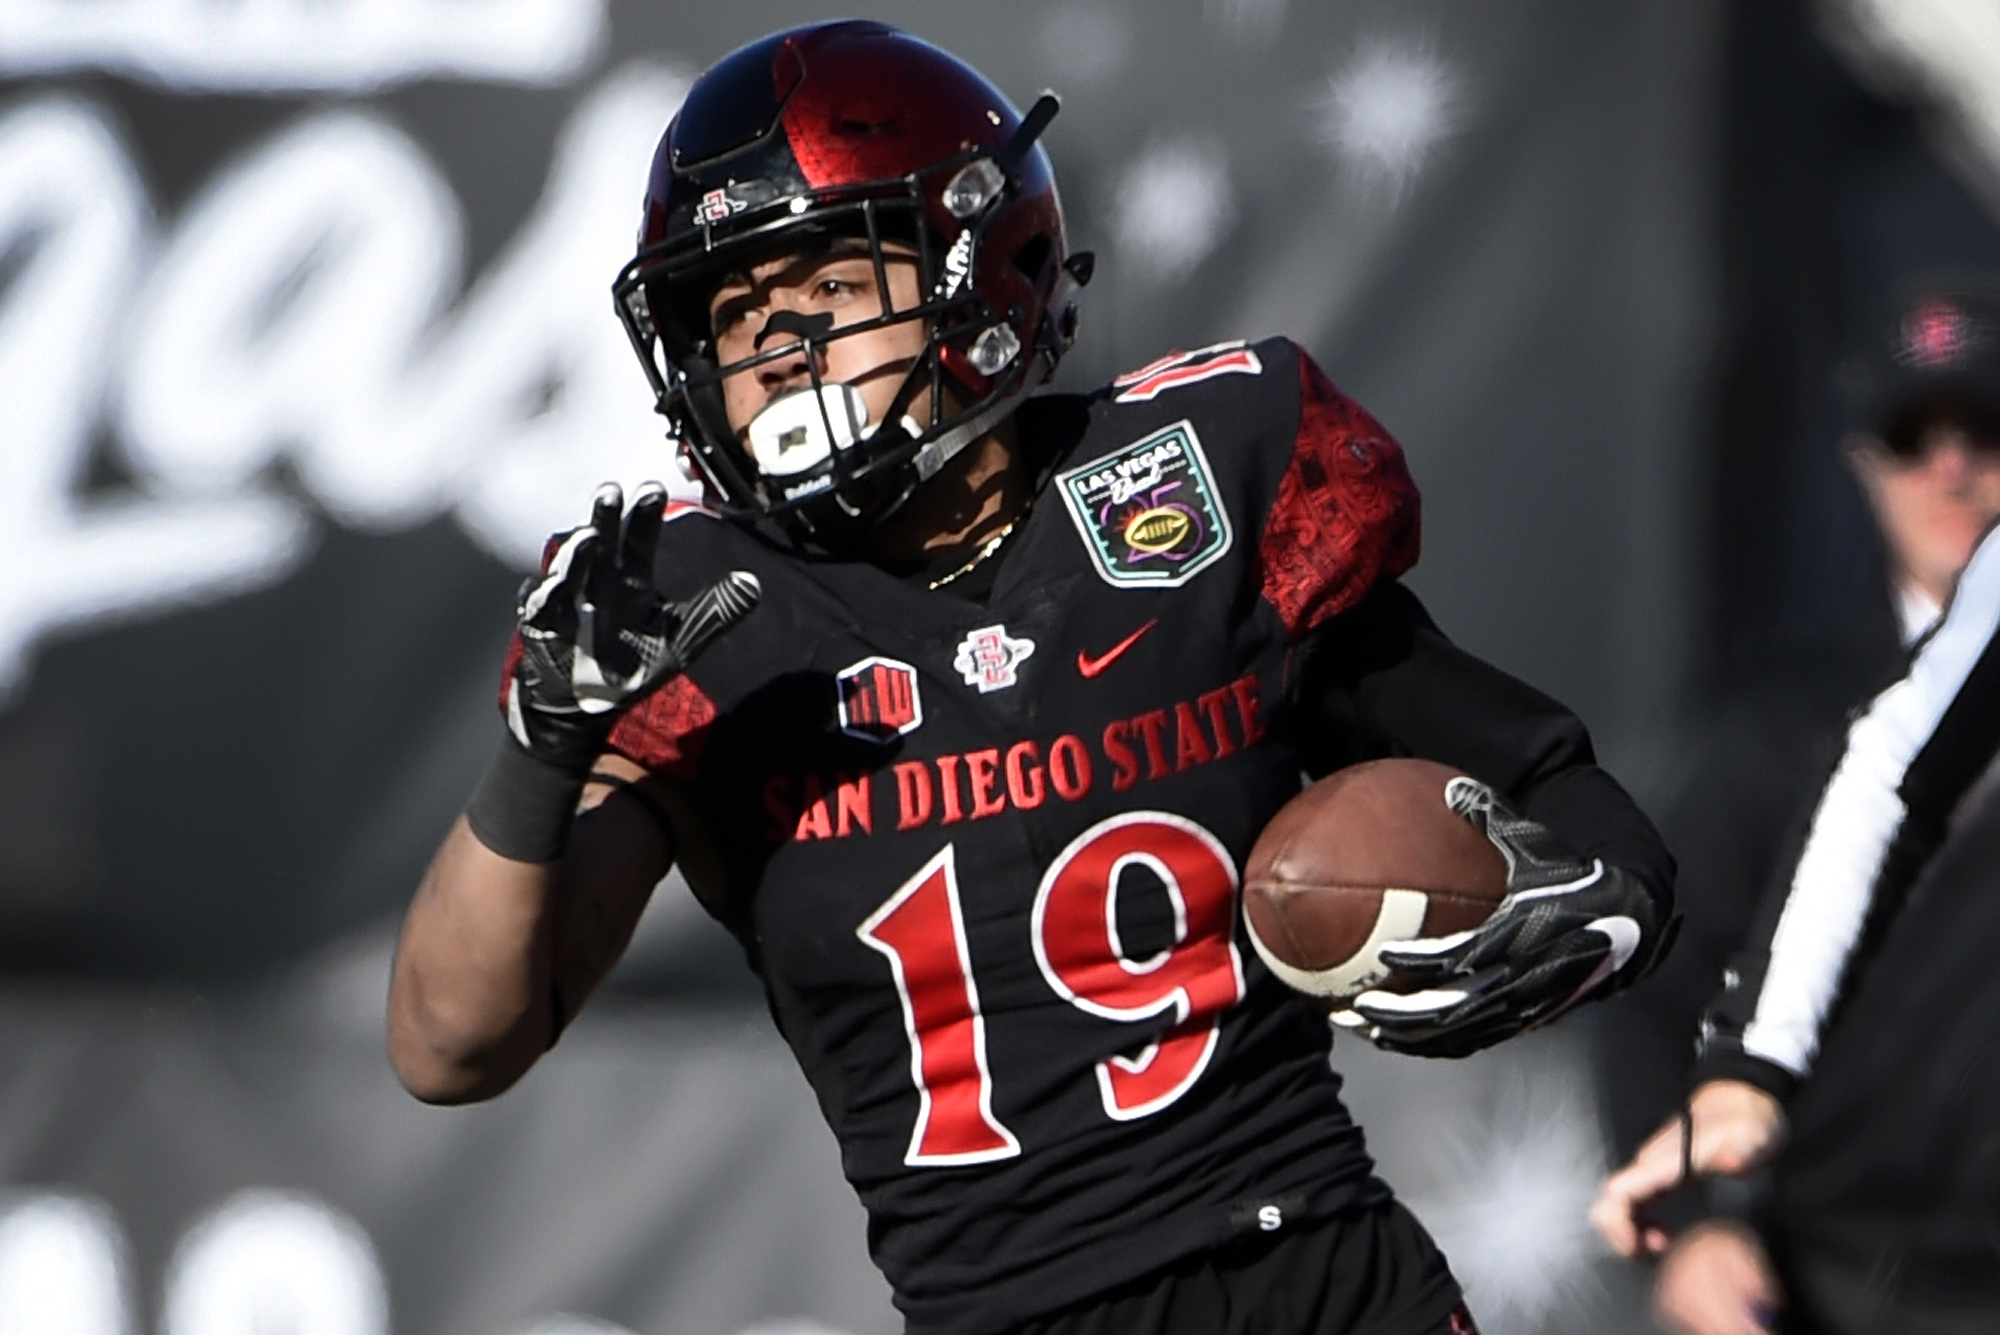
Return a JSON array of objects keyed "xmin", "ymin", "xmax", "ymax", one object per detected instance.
[
  {"xmin": 464, "ymin": 481, "xmax": 759, "ymax": 865},
  {"xmin": 505, "ymin": 481, "xmax": 760, "ymax": 769},
  {"xmin": 1330, "ymin": 776, "xmax": 1672, "ymax": 1058}
]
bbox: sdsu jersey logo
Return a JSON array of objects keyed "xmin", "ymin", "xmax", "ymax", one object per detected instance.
[
  {"xmin": 953, "ymin": 625, "xmax": 1035, "ymax": 693},
  {"xmin": 1056, "ymin": 421, "xmax": 1233, "ymax": 589}
]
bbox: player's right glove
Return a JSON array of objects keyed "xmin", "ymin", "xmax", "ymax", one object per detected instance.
[
  {"xmin": 465, "ymin": 481, "xmax": 758, "ymax": 863},
  {"xmin": 1331, "ymin": 777, "xmax": 1673, "ymax": 1058},
  {"xmin": 505, "ymin": 481, "xmax": 760, "ymax": 769}
]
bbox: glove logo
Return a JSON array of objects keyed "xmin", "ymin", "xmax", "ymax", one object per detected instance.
[
  {"xmin": 838, "ymin": 656, "xmax": 924, "ymax": 742},
  {"xmin": 1056, "ymin": 421, "xmax": 1233, "ymax": 589}
]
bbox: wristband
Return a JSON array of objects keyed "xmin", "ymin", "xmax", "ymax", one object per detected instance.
[{"xmin": 464, "ymin": 735, "xmax": 589, "ymax": 863}]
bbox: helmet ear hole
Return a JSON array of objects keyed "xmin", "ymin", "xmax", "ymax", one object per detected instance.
[{"xmin": 1011, "ymin": 234, "xmax": 1053, "ymax": 281}]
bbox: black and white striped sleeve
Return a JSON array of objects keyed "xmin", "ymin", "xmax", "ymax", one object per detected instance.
[{"xmin": 1694, "ymin": 524, "xmax": 2000, "ymax": 1100}]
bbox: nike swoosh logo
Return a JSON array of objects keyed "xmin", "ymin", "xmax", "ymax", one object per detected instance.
[{"xmin": 1077, "ymin": 619, "xmax": 1158, "ymax": 678}]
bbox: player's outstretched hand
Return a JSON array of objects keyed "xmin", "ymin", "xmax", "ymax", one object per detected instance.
[
  {"xmin": 1329, "ymin": 776, "xmax": 1670, "ymax": 1058},
  {"xmin": 506, "ymin": 481, "xmax": 759, "ymax": 770}
]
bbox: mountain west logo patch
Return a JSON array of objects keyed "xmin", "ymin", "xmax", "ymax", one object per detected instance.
[
  {"xmin": 1056, "ymin": 420, "xmax": 1233, "ymax": 588},
  {"xmin": 837, "ymin": 656, "xmax": 923, "ymax": 742}
]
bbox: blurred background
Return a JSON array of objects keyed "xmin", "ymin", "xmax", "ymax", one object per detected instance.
[{"xmin": 2, "ymin": 0, "xmax": 1998, "ymax": 1331}]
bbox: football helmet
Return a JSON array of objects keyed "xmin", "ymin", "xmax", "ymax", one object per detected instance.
[{"xmin": 612, "ymin": 20, "xmax": 1090, "ymax": 542}]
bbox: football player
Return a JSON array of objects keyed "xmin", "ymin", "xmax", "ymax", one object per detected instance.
[{"xmin": 388, "ymin": 22, "xmax": 1675, "ymax": 1335}]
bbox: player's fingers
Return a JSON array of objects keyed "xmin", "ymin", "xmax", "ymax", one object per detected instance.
[
  {"xmin": 590, "ymin": 482, "xmax": 624, "ymax": 547},
  {"xmin": 521, "ymin": 525, "xmax": 598, "ymax": 623},
  {"xmin": 621, "ymin": 482, "xmax": 667, "ymax": 572},
  {"xmin": 1494, "ymin": 932, "xmax": 1621, "ymax": 1026},
  {"xmin": 1374, "ymin": 927, "xmax": 1490, "ymax": 980},
  {"xmin": 1588, "ymin": 1170, "xmax": 1652, "ymax": 1257},
  {"xmin": 1378, "ymin": 927, "xmax": 1480, "ymax": 962},
  {"xmin": 1350, "ymin": 983, "xmax": 1471, "ymax": 1019}
]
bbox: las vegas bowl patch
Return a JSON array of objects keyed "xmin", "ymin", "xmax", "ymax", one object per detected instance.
[{"xmin": 1056, "ymin": 420, "xmax": 1233, "ymax": 588}]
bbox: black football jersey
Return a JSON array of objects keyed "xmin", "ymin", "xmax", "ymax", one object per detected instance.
[{"xmin": 606, "ymin": 337, "xmax": 1425, "ymax": 1333}]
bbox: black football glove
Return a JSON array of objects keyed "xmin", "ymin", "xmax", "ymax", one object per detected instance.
[
  {"xmin": 1329, "ymin": 776, "xmax": 1670, "ymax": 1058},
  {"xmin": 505, "ymin": 481, "xmax": 760, "ymax": 770}
]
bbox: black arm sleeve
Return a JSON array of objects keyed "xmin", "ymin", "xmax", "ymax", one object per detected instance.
[{"xmin": 1288, "ymin": 579, "xmax": 1675, "ymax": 913}]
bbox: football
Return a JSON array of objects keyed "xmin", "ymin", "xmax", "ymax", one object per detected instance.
[{"xmin": 1242, "ymin": 758, "xmax": 1510, "ymax": 1005}]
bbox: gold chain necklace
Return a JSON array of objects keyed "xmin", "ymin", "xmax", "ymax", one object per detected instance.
[{"xmin": 927, "ymin": 518, "xmax": 1020, "ymax": 590}]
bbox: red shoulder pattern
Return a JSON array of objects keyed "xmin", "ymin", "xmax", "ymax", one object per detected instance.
[{"xmin": 1257, "ymin": 354, "xmax": 1421, "ymax": 638}]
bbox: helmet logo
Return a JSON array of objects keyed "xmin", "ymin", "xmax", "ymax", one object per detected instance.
[{"xmin": 696, "ymin": 188, "xmax": 744, "ymax": 225}]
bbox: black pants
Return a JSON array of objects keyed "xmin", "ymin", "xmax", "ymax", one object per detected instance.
[{"xmin": 1012, "ymin": 1200, "xmax": 1476, "ymax": 1335}]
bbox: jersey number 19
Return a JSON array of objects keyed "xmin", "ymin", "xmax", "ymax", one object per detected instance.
[{"xmin": 857, "ymin": 812, "xmax": 1246, "ymax": 1167}]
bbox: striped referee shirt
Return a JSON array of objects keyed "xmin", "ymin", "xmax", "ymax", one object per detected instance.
[{"xmin": 1694, "ymin": 522, "xmax": 2000, "ymax": 1097}]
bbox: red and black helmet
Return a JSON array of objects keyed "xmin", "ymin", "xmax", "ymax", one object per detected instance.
[{"xmin": 611, "ymin": 20, "xmax": 1090, "ymax": 542}]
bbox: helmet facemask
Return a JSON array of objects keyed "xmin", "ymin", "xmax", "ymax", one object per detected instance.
[{"xmin": 613, "ymin": 90, "xmax": 1081, "ymax": 549}]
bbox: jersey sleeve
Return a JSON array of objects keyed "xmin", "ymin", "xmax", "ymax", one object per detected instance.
[
  {"xmin": 1290, "ymin": 580, "xmax": 1675, "ymax": 911},
  {"xmin": 1256, "ymin": 346, "xmax": 1421, "ymax": 640},
  {"xmin": 1695, "ymin": 524, "xmax": 2000, "ymax": 1099}
]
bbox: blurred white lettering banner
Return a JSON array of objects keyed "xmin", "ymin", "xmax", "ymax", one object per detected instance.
[{"xmin": 0, "ymin": 0, "xmax": 606, "ymax": 91}]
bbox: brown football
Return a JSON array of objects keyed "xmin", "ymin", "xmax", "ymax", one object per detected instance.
[{"xmin": 1242, "ymin": 758, "xmax": 1509, "ymax": 1005}]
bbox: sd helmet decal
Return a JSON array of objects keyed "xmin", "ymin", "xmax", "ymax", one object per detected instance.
[{"xmin": 1055, "ymin": 421, "xmax": 1233, "ymax": 589}]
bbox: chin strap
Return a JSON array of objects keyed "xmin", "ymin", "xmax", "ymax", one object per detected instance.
[
  {"xmin": 910, "ymin": 378, "xmax": 1030, "ymax": 481},
  {"xmin": 908, "ymin": 337, "xmax": 1061, "ymax": 482}
]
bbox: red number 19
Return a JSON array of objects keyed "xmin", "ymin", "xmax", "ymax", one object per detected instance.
[{"xmin": 858, "ymin": 813, "xmax": 1245, "ymax": 1166}]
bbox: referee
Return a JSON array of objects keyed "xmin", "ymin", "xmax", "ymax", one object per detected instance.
[
  {"xmin": 1597, "ymin": 522, "xmax": 2000, "ymax": 1331},
  {"xmin": 1594, "ymin": 283, "xmax": 2000, "ymax": 1335}
]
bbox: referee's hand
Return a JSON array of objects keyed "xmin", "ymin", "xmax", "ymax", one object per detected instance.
[{"xmin": 1590, "ymin": 1079, "xmax": 1785, "ymax": 1259}]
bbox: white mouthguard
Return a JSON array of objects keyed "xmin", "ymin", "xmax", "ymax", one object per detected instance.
[{"xmin": 746, "ymin": 383, "xmax": 872, "ymax": 478}]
